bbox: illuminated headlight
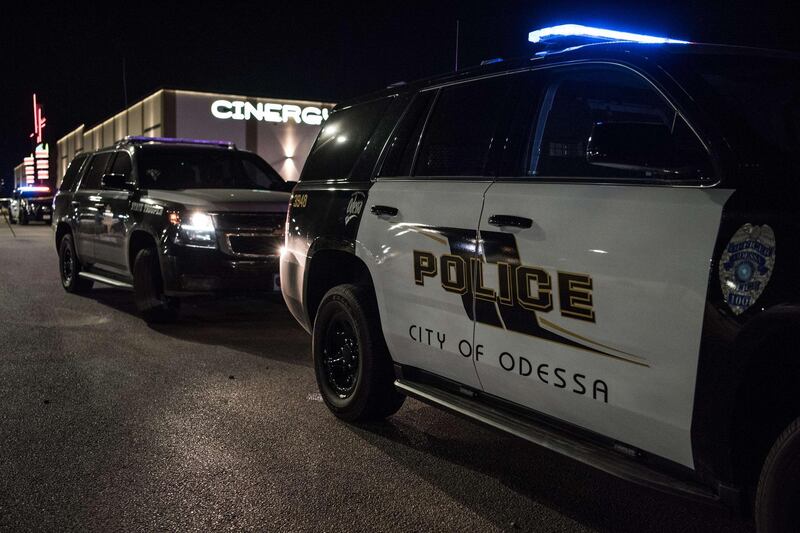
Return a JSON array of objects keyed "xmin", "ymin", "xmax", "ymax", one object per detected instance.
[{"xmin": 175, "ymin": 212, "xmax": 217, "ymax": 248}]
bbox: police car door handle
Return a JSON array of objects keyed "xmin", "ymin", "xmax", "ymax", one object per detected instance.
[
  {"xmin": 488, "ymin": 214, "xmax": 533, "ymax": 229},
  {"xmin": 371, "ymin": 205, "xmax": 398, "ymax": 217}
]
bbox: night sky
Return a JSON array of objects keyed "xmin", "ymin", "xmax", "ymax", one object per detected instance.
[{"xmin": 2, "ymin": 0, "xmax": 797, "ymax": 194}]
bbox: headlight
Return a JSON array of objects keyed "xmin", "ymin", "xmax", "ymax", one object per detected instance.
[{"xmin": 174, "ymin": 211, "xmax": 217, "ymax": 248}]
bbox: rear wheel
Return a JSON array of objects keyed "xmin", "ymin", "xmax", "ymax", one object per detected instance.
[
  {"xmin": 312, "ymin": 284, "xmax": 404, "ymax": 422},
  {"xmin": 133, "ymin": 247, "xmax": 179, "ymax": 323},
  {"xmin": 755, "ymin": 416, "xmax": 800, "ymax": 533},
  {"xmin": 59, "ymin": 234, "xmax": 93, "ymax": 293}
]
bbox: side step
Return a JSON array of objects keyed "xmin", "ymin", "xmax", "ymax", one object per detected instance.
[
  {"xmin": 78, "ymin": 271, "xmax": 133, "ymax": 289},
  {"xmin": 395, "ymin": 379, "xmax": 719, "ymax": 502}
]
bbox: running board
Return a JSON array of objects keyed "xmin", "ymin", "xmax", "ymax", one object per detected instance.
[
  {"xmin": 394, "ymin": 379, "xmax": 719, "ymax": 502},
  {"xmin": 78, "ymin": 271, "xmax": 133, "ymax": 289}
]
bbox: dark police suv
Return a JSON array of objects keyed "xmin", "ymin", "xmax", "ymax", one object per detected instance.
[
  {"xmin": 281, "ymin": 25, "xmax": 800, "ymax": 532},
  {"xmin": 9, "ymin": 185, "xmax": 54, "ymax": 225},
  {"xmin": 54, "ymin": 136, "xmax": 292, "ymax": 322}
]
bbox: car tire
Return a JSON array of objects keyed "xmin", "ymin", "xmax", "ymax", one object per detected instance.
[
  {"xmin": 59, "ymin": 234, "xmax": 94, "ymax": 293},
  {"xmin": 755, "ymin": 416, "xmax": 800, "ymax": 533},
  {"xmin": 133, "ymin": 247, "xmax": 179, "ymax": 323},
  {"xmin": 19, "ymin": 210, "xmax": 28, "ymax": 225},
  {"xmin": 312, "ymin": 284, "xmax": 405, "ymax": 422}
]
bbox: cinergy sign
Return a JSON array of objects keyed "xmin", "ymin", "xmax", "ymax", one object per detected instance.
[{"xmin": 211, "ymin": 100, "xmax": 330, "ymax": 126}]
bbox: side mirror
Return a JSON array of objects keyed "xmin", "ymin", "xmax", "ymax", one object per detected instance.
[
  {"xmin": 587, "ymin": 122, "xmax": 678, "ymax": 176},
  {"xmin": 101, "ymin": 173, "xmax": 134, "ymax": 191}
]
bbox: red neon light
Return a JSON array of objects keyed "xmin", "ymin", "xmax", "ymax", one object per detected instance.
[{"xmin": 29, "ymin": 93, "xmax": 47, "ymax": 144}]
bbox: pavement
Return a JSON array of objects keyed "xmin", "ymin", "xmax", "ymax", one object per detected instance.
[{"xmin": 0, "ymin": 224, "xmax": 752, "ymax": 532}]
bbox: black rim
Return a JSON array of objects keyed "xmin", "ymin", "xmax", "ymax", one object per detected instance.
[
  {"xmin": 61, "ymin": 244, "xmax": 74, "ymax": 286},
  {"xmin": 322, "ymin": 313, "xmax": 360, "ymax": 398}
]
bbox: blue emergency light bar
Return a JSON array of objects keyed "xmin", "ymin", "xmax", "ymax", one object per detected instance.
[
  {"xmin": 18, "ymin": 186, "xmax": 51, "ymax": 192},
  {"xmin": 528, "ymin": 24, "xmax": 689, "ymax": 45},
  {"xmin": 122, "ymin": 136, "xmax": 235, "ymax": 148}
]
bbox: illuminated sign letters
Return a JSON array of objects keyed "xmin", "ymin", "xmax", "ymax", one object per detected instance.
[{"xmin": 211, "ymin": 100, "xmax": 330, "ymax": 126}]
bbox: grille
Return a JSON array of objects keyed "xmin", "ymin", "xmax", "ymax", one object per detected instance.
[
  {"xmin": 213, "ymin": 213, "xmax": 285, "ymax": 232},
  {"xmin": 226, "ymin": 234, "xmax": 282, "ymax": 257}
]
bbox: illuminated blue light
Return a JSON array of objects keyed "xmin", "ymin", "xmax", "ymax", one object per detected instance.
[{"xmin": 528, "ymin": 24, "xmax": 688, "ymax": 45}]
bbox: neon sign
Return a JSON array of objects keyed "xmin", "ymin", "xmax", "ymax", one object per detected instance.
[
  {"xmin": 210, "ymin": 100, "xmax": 330, "ymax": 126},
  {"xmin": 30, "ymin": 93, "xmax": 46, "ymax": 144}
]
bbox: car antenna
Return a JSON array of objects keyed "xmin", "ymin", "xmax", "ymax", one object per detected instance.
[{"xmin": 454, "ymin": 20, "xmax": 460, "ymax": 71}]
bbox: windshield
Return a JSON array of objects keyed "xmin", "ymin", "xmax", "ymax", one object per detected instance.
[
  {"xmin": 680, "ymin": 53, "xmax": 800, "ymax": 160},
  {"xmin": 137, "ymin": 146, "xmax": 286, "ymax": 191}
]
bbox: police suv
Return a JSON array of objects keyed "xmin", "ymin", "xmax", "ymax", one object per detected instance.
[
  {"xmin": 281, "ymin": 25, "xmax": 800, "ymax": 531},
  {"xmin": 54, "ymin": 136, "xmax": 293, "ymax": 322},
  {"xmin": 9, "ymin": 185, "xmax": 54, "ymax": 225}
]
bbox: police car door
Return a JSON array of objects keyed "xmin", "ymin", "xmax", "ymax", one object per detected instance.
[
  {"xmin": 359, "ymin": 76, "xmax": 515, "ymax": 389},
  {"xmin": 73, "ymin": 151, "xmax": 114, "ymax": 264},
  {"xmin": 474, "ymin": 64, "xmax": 730, "ymax": 468}
]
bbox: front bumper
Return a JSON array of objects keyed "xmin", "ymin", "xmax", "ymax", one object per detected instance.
[
  {"xmin": 26, "ymin": 205, "xmax": 52, "ymax": 221},
  {"xmin": 161, "ymin": 245, "xmax": 280, "ymax": 295}
]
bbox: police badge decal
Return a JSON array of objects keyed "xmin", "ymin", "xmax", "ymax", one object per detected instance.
[{"xmin": 719, "ymin": 224, "xmax": 776, "ymax": 315}]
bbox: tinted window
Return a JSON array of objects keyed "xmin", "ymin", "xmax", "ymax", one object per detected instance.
[
  {"xmin": 137, "ymin": 147, "xmax": 279, "ymax": 190},
  {"xmin": 414, "ymin": 76, "xmax": 513, "ymax": 177},
  {"xmin": 240, "ymin": 152, "xmax": 286, "ymax": 190},
  {"xmin": 110, "ymin": 151, "xmax": 132, "ymax": 178},
  {"xmin": 378, "ymin": 91, "xmax": 435, "ymax": 177},
  {"xmin": 300, "ymin": 98, "xmax": 392, "ymax": 181},
  {"xmin": 79, "ymin": 152, "xmax": 113, "ymax": 190},
  {"xmin": 59, "ymin": 154, "xmax": 88, "ymax": 192},
  {"xmin": 350, "ymin": 94, "xmax": 410, "ymax": 181},
  {"xmin": 529, "ymin": 66, "xmax": 709, "ymax": 180}
]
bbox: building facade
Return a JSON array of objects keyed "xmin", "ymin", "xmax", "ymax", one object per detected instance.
[{"xmin": 56, "ymin": 89, "xmax": 335, "ymax": 186}]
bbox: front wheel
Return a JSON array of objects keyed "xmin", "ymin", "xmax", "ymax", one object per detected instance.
[
  {"xmin": 133, "ymin": 247, "xmax": 179, "ymax": 323},
  {"xmin": 312, "ymin": 284, "xmax": 404, "ymax": 422},
  {"xmin": 59, "ymin": 234, "xmax": 94, "ymax": 293},
  {"xmin": 755, "ymin": 416, "xmax": 800, "ymax": 533}
]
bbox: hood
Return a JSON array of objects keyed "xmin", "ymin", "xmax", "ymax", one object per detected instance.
[{"xmin": 143, "ymin": 188, "xmax": 291, "ymax": 213}]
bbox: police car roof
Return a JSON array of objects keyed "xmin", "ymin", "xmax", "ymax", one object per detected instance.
[
  {"xmin": 115, "ymin": 136, "xmax": 236, "ymax": 150},
  {"xmin": 337, "ymin": 40, "xmax": 796, "ymax": 110}
]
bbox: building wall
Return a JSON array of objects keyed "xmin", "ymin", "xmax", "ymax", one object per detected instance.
[
  {"xmin": 56, "ymin": 88, "xmax": 335, "ymax": 186},
  {"xmin": 13, "ymin": 164, "xmax": 24, "ymax": 189},
  {"xmin": 173, "ymin": 90, "xmax": 333, "ymax": 182}
]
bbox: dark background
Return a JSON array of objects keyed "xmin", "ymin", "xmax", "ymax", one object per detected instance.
[{"xmin": 1, "ymin": 0, "xmax": 797, "ymax": 194}]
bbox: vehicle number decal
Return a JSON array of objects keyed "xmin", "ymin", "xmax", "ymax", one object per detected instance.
[{"xmin": 292, "ymin": 194, "xmax": 308, "ymax": 208}]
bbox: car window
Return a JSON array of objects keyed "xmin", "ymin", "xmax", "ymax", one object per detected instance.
[
  {"xmin": 413, "ymin": 75, "xmax": 514, "ymax": 178},
  {"xmin": 59, "ymin": 153, "xmax": 89, "ymax": 192},
  {"xmin": 240, "ymin": 153, "xmax": 286, "ymax": 190},
  {"xmin": 523, "ymin": 66, "xmax": 710, "ymax": 181},
  {"xmin": 350, "ymin": 94, "xmax": 409, "ymax": 180},
  {"xmin": 110, "ymin": 151, "xmax": 133, "ymax": 178},
  {"xmin": 300, "ymin": 98, "xmax": 392, "ymax": 181},
  {"xmin": 78, "ymin": 152, "xmax": 113, "ymax": 190},
  {"xmin": 378, "ymin": 91, "xmax": 436, "ymax": 178}
]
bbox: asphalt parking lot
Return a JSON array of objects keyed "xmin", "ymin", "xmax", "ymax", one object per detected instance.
[{"xmin": 0, "ymin": 224, "xmax": 752, "ymax": 532}]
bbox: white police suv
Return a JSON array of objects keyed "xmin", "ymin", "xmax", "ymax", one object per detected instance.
[{"xmin": 281, "ymin": 25, "xmax": 800, "ymax": 532}]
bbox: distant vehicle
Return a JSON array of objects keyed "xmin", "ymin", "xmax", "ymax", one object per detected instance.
[
  {"xmin": 53, "ymin": 136, "xmax": 294, "ymax": 322},
  {"xmin": 281, "ymin": 24, "xmax": 800, "ymax": 533},
  {"xmin": 9, "ymin": 185, "xmax": 54, "ymax": 225}
]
